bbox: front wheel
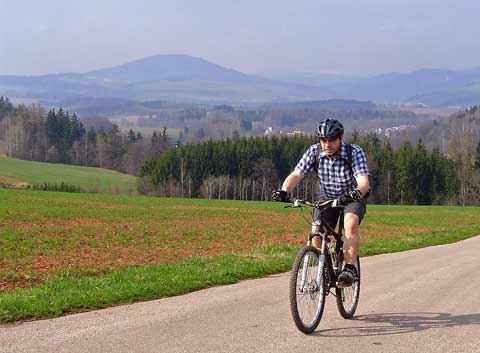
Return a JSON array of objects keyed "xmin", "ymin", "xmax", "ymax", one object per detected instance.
[
  {"xmin": 289, "ymin": 246, "xmax": 326, "ymax": 334},
  {"xmin": 335, "ymin": 256, "xmax": 360, "ymax": 319}
]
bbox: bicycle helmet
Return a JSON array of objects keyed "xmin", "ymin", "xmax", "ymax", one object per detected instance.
[{"xmin": 316, "ymin": 118, "xmax": 344, "ymax": 138}]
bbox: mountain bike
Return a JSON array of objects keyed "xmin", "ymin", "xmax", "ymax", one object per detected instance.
[{"xmin": 286, "ymin": 197, "xmax": 361, "ymax": 334}]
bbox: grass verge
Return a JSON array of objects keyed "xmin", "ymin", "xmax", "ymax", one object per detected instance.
[{"xmin": 0, "ymin": 246, "xmax": 295, "ymax": 322}]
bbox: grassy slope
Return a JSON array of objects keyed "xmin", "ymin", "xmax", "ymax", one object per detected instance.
[
  {"xmin": 0, "ymin": 157, "xmax": 138, "ymax": 194},
  {"xmin": 0, "ymin": 188, "xmax": 479, "ymax": 322}
]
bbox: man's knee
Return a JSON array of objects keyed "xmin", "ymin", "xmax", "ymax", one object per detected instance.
[{"xmin": 344, "ymin": 213, "xmax": 360, "ymax": 235}]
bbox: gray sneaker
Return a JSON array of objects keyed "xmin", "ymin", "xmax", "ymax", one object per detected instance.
[{"xmin": 337, "ymin": 266, "xmax": 358, "ymax": 287}]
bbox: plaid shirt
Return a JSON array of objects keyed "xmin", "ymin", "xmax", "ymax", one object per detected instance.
[{"xmin": 295, "ymin": 142, "xmax": 369, "ymax": 199}]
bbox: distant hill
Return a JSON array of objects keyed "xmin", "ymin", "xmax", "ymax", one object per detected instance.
[
  {"xmin": 2, "ymin": 55, "xmax": 480, "ymax": 107},
  {"xmin": 407, "ymin": 80, "xmax": 480, "ymax": 107},
  {"xmin": 0, "ymin": 55, "xmax": 329, "ymax": 105},
  {"xmin": 264, "ymin": 72, "xmax": 358, "ymax": 88},
  {"xmin": 88, "ymin": 55, "xmax": 259, "ymax": 84},
  {"xmin": 336, "ymin": 68, "xmax": 480, "ymax": 106},
  {"xmin": 260, "ymin": 98, "xmax": 376, "ymax": 110},
  {"xmin": 276, "ymin": 68, "xmax": 480, "ymax": 107}
]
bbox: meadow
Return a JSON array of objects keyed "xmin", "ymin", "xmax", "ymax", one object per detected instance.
[
  {"xmin": 0, "ymin": 188, "xmax": 479, "ymax": 322},
  {"xmin": 0, "ymin": 157, "xmax": 138, "ymax": 194}
]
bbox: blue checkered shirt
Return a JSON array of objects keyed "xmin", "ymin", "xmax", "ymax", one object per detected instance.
[{"xmin": 295, "ymin": 142, "xmax": 369, "ymax": 199}]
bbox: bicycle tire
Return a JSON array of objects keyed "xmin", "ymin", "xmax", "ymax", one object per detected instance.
[
  {"xmin": 335, "ymin": 256, "xmax": 360, "ymax": 319},
  {"xmin": 289, "ymin": 245, "xmax": 326, "ymax": 334}
]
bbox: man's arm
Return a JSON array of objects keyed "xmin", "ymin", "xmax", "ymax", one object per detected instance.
[
  {"xmin": 355, "ymin": 173, "xmax": 370, "ymax": 197},
  {"xmin": 281, "ymin": 170, "xmax": 305, "ymax": 193}
]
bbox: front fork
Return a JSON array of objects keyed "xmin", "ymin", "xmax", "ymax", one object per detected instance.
[
  {"xmin": 300, "ymin": 251, "xmax": 325, "ymax": 292},
  {"xmin": 300, "ymin": 220, "xmax": 326, "ymax": 291},
  {"xmin": 305, "ymin": 229, "xmax": 340, "ymax": 290}
]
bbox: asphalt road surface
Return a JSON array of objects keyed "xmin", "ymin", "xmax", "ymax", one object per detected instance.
[{"xmin": 1, "ymin": 236, "xmax": 479, "ymax": 353}]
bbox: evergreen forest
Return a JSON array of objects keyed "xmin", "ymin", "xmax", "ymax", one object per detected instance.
[{"xmin": 139, "ymin": 133, "xmax": 465, "ymax": 205}]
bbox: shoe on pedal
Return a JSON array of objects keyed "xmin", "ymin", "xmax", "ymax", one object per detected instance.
[{"xmin": 337, "ymin": 265, "xmax": 357, "ymax": 287}]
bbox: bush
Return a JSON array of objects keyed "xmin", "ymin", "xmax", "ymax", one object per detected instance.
[{"xmin": 32, "ymin": 182, "xmax": 82, "ymax": 193}]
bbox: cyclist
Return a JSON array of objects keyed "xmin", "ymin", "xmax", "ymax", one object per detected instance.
[{"xmin": 272, "ymin": 118, "xmax": 370, "ymax": 286}]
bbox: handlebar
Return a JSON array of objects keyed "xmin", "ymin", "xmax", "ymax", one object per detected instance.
[{"xmin": 284, "ymin": 196, "xmax": 353, "ymax": 210}]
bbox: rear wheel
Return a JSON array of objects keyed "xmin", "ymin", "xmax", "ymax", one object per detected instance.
[
  {"xmin": 335, "ymin": 256, "xmax": 360, "ymax": 319},
  {"xmin": 289, "ymin": 246, "xmax": 326, "ymax": 334}
]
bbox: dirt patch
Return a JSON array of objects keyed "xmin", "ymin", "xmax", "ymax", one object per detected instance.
[
  {"xmin": 361, "ymin": 222, "xmax": 433, "ymax": 239},
  {"xmin": 34, "ymin": 196, "xmax": 134, "ymax": 210},
  {"xmin": 170, "ymin": 205, "xmax": 276, "ymax": 214},
  {"xmin": 0, "ymin": 212, "xmax": 302, "ymax": 291},
  {"xmin": 0, "ymin": 218, "xmax": 146, "ymax": 235},
  {"xmin": 2, "ymin": 197, "xmax": 447, "ymax": 293},
  {"xmin": 0, "ymin": 176, "xmax": 30, "ymax": 189}
]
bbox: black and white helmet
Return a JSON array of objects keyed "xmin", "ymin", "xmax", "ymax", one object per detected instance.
[{"xmin": 316, "ymin": 118, "xmax": 344, "ymax": 138}]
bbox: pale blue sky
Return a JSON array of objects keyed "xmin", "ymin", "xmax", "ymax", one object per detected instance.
[{"xmin": 1, "ymin": 0, "xmax": 479, "ymax": 76}]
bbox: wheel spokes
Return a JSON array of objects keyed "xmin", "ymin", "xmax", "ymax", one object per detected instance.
[{"xmin": 295, "ymin": 252, "xmax": 324, "ymax": 326}]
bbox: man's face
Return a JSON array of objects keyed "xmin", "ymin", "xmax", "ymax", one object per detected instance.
[{"xmin": 320, "ymin": 135, "xmax": 342, "ymax": 156}]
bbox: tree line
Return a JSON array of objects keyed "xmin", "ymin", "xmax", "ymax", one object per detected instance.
[
  {"xmin": 0, "ymin": 99, "xmax": 167, "ymax": 176},
  {"xmin": 139, "ymin": 133, "xmax": 469, "ymax": 205}
]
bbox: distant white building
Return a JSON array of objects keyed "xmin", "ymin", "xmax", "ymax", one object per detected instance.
[
  {"xmin": 287, "ymin": 129, "xmax": 303, "ymax": 136},
  {"xmin": 376, "ymin": 124, "xmax": 416, "ymax": 137}
]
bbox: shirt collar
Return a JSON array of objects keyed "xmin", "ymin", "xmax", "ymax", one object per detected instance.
[{"xmin": 319, "ymin": 141, "xmax": 348, "ymax": 160}]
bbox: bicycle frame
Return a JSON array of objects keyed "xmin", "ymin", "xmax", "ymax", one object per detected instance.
[{"xmin": 298, "ymin": 200, "xmax": 345, "ymax": 291}]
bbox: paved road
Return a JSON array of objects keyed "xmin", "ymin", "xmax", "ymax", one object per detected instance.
[{"xmin": 1, "ymin": 236, "xmax": 479, "ymax": 353}]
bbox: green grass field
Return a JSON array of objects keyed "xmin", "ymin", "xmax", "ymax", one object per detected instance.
[
  {"xmin": 0, "ymin": 188, "xmax": 479, "ymax": 322},
  {"xmin": 0, "ymin": 157, "xmax": 138, "ymax": 194}
]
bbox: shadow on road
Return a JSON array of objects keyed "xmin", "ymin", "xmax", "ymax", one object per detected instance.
[{"xmin": 314, "ymin": 312, "xmax": 480, "ymax": 337}]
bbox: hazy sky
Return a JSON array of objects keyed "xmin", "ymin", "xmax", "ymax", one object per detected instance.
[{"xmin": 1, "ymin": 0, "xmax": 479, "ymax": 76}]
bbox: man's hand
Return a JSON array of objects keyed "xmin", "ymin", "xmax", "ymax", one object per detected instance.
[
  {"xmin": 348, "ymin": 188, "xmax": 363, "ymax": 202},
  {"xmin": 272, "ymin": 189, "xmax": 289, "ymax": 202}
]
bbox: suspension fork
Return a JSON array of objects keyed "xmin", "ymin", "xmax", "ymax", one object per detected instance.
[
  {"xmin": 315, "ymin": 233, "xmax": 327, "ymax": 286},
  {"xmin": 298, "ymin": 239, "xmax": 325, "ymax": 291},
  {"xmin": 300, "ymin": 229, "xmax": 323, "ymax": 289},
  {"xmin": 300, "ymin": 250, "xmax": 312, "ymax": 289}
]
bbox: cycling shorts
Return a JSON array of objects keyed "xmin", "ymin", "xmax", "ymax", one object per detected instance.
[{"xmin": 313, "ymin": 200, "xmax": 366, "ymax": 229}]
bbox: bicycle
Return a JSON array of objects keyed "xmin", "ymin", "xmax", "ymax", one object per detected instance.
[{"xmin": 286, "ymin": 197, "xmax": 361, "ymax": 334}]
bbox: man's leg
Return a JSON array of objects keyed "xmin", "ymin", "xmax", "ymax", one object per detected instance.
[
  {"xmin": 343, "ymin": 212, "xmax": 361, "ymax": 265},
  {"xmin": 338, "ymin": 201, "xmax": 365, "ymax": 285}
]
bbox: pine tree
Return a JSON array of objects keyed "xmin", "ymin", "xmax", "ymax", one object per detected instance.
[
  {"xmin": 413, "ymin": 139, "xmax": 433, "ymax": 205},
  {"xmin": 475, "ymin": 141, "xmax": 480, "ymax": 170},
  {"xmin": 127, "ymin": 129, "xmax": 137, "ymax": 143}
]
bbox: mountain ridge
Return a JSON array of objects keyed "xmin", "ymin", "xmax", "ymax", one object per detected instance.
[{"xmin": 1, "ymin": 55, "xmax": 480, "ymax": 107}]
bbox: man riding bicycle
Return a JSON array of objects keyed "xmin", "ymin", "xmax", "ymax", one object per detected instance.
[{"xmin": 272, "ymin": 118, "xmax": 370, "ymax": 286}]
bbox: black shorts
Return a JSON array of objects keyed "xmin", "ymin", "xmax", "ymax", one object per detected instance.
[{"xmin": 313, "ymin": 200, "xmax": 366, "ymax": 229}]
